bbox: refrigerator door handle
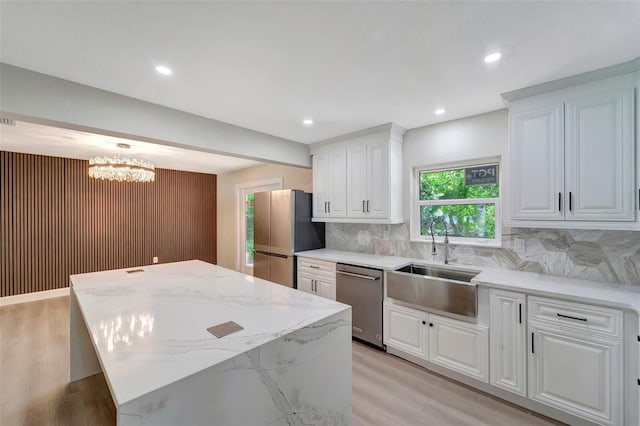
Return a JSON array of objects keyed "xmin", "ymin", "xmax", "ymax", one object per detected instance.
[{"xmin": 254, "ymin": 250, "xmax": 288, "ymax": 259}]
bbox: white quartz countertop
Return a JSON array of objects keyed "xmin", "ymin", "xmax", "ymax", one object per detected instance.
[
  {"xmin": 473, "ymin": 268, "xmax": 640, "ymax": 314},
  {"xmin": 70, "ymin": 260, "xmax": 350, "ymax": 407},
  {"xmin": 297, "ymin": 248, "xmax": 640, "ymax": 314},
  {"xmin": 296, "ymin": 248, "xmax": 416, "ymax": 270}
]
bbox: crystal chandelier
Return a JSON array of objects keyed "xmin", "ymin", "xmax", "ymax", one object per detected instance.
[{"xmin": 88, "ymin": 143, "xmax": 155, "ymax": 183}]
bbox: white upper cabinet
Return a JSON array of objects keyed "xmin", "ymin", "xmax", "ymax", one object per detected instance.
[
  {"xmin": 346, "ymin": 142, "xmax": 368, "ymax": 218},
  {"xmin": 510, "ymin": 103, "xmax": 564, "ymax": 220},
  {"xmin": 346, "ymin": 140, "xmax": 390, "ymax": 218},
  {"xmin": 312, "ymin": 145, "xmax": 346, "ymax": 218},
  {"xmin": 311, "ymin": 123, "xmax": 405, "ymax": 223},
  {"xmin": 565, "ymin": 88, "xmax": 635, "ymax": 221},
  {"xmin": 505, "ymin": 70, "xmax": 638, "ymax": 229},
  {"xmin": 365, "ymin": 140, "xmax": 390, "ymax": 218}
]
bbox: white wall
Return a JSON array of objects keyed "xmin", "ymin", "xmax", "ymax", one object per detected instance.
[
  {"xmin": 0, "ymin": 63, "xmax": 311, "ymax": 167},
  {"xmin": 216, "ymin": 163, "xmax": 312, "ymax": 270},
  {"xmin": 402, "ymin": 109, "xmax": 508, "ymax": 220}
]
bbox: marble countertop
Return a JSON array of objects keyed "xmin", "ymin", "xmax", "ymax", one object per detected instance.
[
  {"xmin": 296, "ymin": 248, "xmax": 640, "ymax": 314},
  {"xmin": 70, "ymin": 260, "xmax": 350, "ymax": 407},
  {"xmin": 296, "ymin": 248, "xmax": 416, "ymax": 270},
  {"xmin": 473, "ymin": 268, "xmax": 640, "ymax": 314}
]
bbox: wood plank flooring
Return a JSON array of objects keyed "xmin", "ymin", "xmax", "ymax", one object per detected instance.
[{"xmin": 1, "ymin": 297, "xmax": 562, "ymax": 426}]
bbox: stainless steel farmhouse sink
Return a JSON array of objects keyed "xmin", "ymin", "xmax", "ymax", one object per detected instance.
[{"xmin": 387, "ymin": 264, "xmax": 480, "ymax": 318}]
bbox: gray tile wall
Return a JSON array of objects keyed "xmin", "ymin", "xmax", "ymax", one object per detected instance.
[{"xmin": 326, "ymin": 223, "xmax": 640, "ymax": 285}]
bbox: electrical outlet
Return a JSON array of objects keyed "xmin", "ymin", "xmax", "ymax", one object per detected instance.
[
  {"xmin": 153, "ymin": 256, "xmax": 159, "ymax": 264},
  {"xmin": 513, "ymin": 239, "xmax": 525, "ymax": 254}
]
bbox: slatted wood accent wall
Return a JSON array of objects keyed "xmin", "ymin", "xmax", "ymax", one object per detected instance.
[{"xmin": 1, "ymin": 151, "xmax": 217, "ymax": 297}]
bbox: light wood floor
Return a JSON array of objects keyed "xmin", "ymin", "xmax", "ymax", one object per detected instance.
[{"xmin": 1, "ymin": 297, "xmax": 562, "ymax": 426}]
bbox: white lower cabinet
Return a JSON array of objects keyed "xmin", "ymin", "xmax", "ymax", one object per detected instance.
[
  {"xmin": 316, "ymin": 276, "xmax": 336, "ymax": 300},
  {"xmin": 428, "ymin": 314, "xmax": 489, "ymax": 382},
  {"xmin": 297, "ymin": 273, "xmax": 315, "ymax": 295},
  {"xmin": 490, "ymin": 289, "xmax": 527, "ymax": 396},
  {"xmin": 528, "ymin": 325, "xmax": 622, "ymax": 425},
  {"xmin": 385, "ymin": 290, "xmax": 628, "ymax": 425},
  {"xmin": 383, "ymin": 302, "xmax": 488, "ymax": 382},
  {"xmin": 383, "ymin": 302, "xmax": 427, "ymax": 359},
  {"xmin": 296, "ymin": 257, "xmax": 336, "ymax": 300},
  {"xmin": 528, "ymin": 296, "xmax": 623, "ymax": 426}
]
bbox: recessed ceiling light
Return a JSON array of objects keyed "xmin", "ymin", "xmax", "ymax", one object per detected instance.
[
  {"xmin": 155, "ymin": 65, "xmax": 173, "ymax": 75},
  {"xmin": 434, "ymin": 109, "xmax": 446, "ymax": 116},
  {"xmin": 303, "ymin": 119, "xmax": 313, "ymax": 126},
  {"xmin": 484, "ymin": 52, "xmax": 502, "ymax": 63}
]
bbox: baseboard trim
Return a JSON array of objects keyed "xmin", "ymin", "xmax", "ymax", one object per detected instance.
[{"xmin": 0, "ymin": 287, "xmax": 70, "ymax": 306}]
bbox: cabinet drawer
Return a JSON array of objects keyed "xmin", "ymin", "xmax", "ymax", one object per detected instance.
[
  {"xmin": 298, "ymin": 258, "xmax": 336, "ymax": 276},
  {"xmin": 528, "ymin": 296, "xmax": 622, "ymax": 339}
]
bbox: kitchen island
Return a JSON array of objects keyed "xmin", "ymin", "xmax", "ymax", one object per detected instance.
[{"xmin": 69, "ymin": 260, "xmax": 352, "ymax": 426}]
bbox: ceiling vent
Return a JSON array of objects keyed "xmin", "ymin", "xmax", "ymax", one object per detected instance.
[{"xmin": 0, "ymin": 118, "xmax": 16, "ymax": 126}]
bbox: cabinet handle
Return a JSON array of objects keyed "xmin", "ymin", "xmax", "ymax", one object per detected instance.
[
  {"xmin": 366, "ymin": 200, "xmax": 370, "ymax": 212},
  {"xmin": 531, "ymin": 332, "xmax": 535, "ymax": 354},
  {"xmin": 324, "ymin": 202, "xmax": 327, "ymax": 213},
  {"xmin": 363, "ymin": 200, "xmax": 366, "ymax": 213},
  {"xmin": 328, "ymin": 201, "xmax": 331, "ymax": 213},
  {"xmin": 519, "ymin": 303, "xmax": 522, "ymax": 324},
  {"xmin": 638, "ymin": 189, "xmax": 639, "ymax": 211},
  {"xmin": 558, "ymin": 192, "xmax": 562, "ymax": 212},
  {"xmin": 557, "ymin": 313, "xmax": 587, "ymax": 322},
  {"xmin": 313, "ymin": 280, "xmax": 317, "ymax": 292},
  {"xmin": 569, "ymin": 192, "xmax": 572, "ymax": 212},
  {"xmin": 308, "ymin": 265, "xmax": 320, "ymax": 269}
]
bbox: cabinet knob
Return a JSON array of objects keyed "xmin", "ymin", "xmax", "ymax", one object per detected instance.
[
  {"xmin": 421, "ymin": 320, "xmax": 426, "ymax": 325},
  {"xmin": 429, "ymin": 323, "xmax": 434, "ymax": 327}
]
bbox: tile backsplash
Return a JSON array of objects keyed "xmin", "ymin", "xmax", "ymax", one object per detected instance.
[{"xmin": 326, "ymin": 223, "xmax": 640, "ymax": 285}]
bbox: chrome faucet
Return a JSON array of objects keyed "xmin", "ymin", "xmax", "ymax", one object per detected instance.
[{"xmin": 430, "ymin": 217, "xmax": 452, "ymax": 265}]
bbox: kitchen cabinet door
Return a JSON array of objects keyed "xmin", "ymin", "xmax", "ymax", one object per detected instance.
[
  {"xmin": 313, "ymin": 147, "xmax": 347, "ymax": 218},
  {"xmin": 509, "ymin": 102, "xmax": 564, "ymax": 221},
  {"xmin": 528, "ymin": 325, "xmax": 622, "ymax": 426},
  {"xmin": 427, "ymin": 314, "xmax": 489, "ymax": 382},
  {"xmin": 383, "ymin": 302, "xmax": 427, "ymax": 360},
  {"xmin": 564, "ymin": 88, "xmax": 635, "ymax": 221},
  {"xmin": 489, "ymin": 289, "xmax": 526, "ymax": 396},
  {"xmin": 316, "ymin": 277, "xmax": 336, "ymax": 301},
  {"xmin": 297, "ymin": 273, "xmax": 315, "ymax": 296},
  {"xmin": 328, "ymin": 147, "xmax": 347, "ymax": 217},
  {"xmin": 346, "ymin": 143, "xmax": 368, "ymax": 218},
  {"xmin": 365, "ymin": 140, "xmax": 389, "ymax": 218},
  {"xmin": 312, "ymin": 151, "xmax": 330, "ymax": 218}
]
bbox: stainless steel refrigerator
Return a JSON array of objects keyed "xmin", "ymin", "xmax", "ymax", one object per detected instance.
[{"xmin": 253, "ymin": 189, "xmax": 325, "ymax": 288}]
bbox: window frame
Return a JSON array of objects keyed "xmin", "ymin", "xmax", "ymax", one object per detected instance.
[{"xmin": 410, "ymin": 157, "xmax": 502, "ymax": 248}]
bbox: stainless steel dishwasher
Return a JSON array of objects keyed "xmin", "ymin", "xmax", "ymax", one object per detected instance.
[{"xmin": 336, "ymin": 263, "xmax": 384, "ymax": 349}]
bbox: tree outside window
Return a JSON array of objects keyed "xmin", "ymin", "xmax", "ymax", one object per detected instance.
[{"xmin": 416, "ymin": 162, "xmax": 500, "ymax": 245}]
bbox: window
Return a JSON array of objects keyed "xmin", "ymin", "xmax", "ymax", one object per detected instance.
[
  {"xmin": 244, "ymin": 193, "xmax": 255, "ymax": 266},
  {"xmin": 237, "ymin": 178, "xmax": 282, "ymax": 273},
  {"xmin": 412, "ymin": 160, "xmax": 501, "ymax": 247}
]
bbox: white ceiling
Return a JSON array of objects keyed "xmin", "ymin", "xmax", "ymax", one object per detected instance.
[
  {"xmin": 1, "ymin": 1, "xmax": 639, "ymax": 144},
  {"xmin": 0, "ymin": 121, "xmax": 261, "ymax": 175}
]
